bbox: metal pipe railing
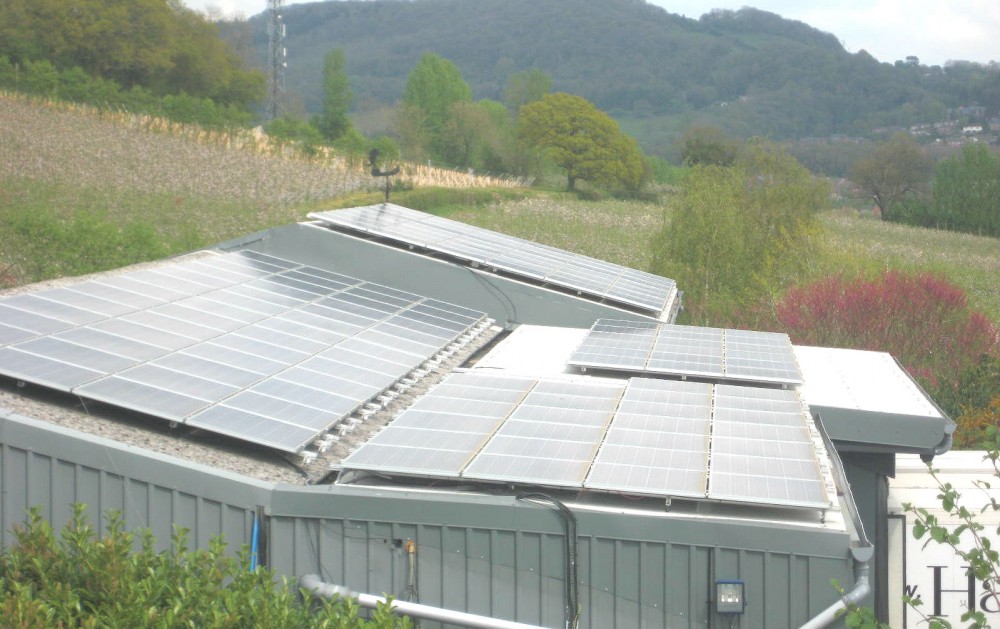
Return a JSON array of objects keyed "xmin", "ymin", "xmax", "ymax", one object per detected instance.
[{"xmin": 299, "ymin": 574, "xmax": 548, "ymax": 629}]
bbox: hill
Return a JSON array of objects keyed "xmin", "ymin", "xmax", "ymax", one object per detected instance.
[{"xmin": 228, "ymin": 0, "xmax": 1000, "ymax": 154}]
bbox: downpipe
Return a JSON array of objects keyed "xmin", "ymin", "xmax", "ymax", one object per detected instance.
[
  {"xmin": 798, "ymin": 546, "xmax": 874, "ymax": 629},
  {"xmin": 299, "ymin": 574, "xmax": 548, "ymax": 629}
]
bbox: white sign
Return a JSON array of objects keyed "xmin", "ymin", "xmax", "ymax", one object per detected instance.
[{"xmin": 889, "ymin": 452, "xmax": 1000, "ymax": 627}]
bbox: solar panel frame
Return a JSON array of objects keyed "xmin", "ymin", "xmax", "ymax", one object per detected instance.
[
  {"xmin": 567, "ymin": 319, "xmax": 658, "ymax": 371},
  {"xmin": 338, "ymin": 373, "xmax": 832, "ymax": 511},
  {"xmin": 309, "ymin": 204, "xmax": 677, "ymax": 315},
  {"xmin": 707, "ymin": 385, "xmax": 829, "ymax": 509},
  {"xmin": 462, "ymin": 379, "xmax": 625, "ymax": 487},
  {"xmin": 569, "ymin": 319, "xmax": 803, "ymax": 387},
  {"xmin": 584, "ymin": 378, "xmax": 712, "ymax": 498},
  {"xmin": 339, "ymin": 373, "xmax": 536, "ymax": 477}
]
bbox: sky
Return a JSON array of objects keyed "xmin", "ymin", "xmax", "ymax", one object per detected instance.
[{"xmin": 180, "ymin": 0, "xmax": 999, "ymax": 68}]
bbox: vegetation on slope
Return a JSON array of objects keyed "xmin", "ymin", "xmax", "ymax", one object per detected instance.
[
  {"xmin": 229, "ymin": 0, "xmax": 1000, "ymax": 152},
  {"xmin": 0, "ymin": 0, "xmax": 264, "ymax": 109},
  {"xmin": 0, "ymin": 94, "xmax": 515, "ymax": 287}
]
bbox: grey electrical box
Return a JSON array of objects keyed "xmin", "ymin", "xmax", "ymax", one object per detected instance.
[{"xmin": 716, "ymin": 579, "xmax": 746, "ymax": 614}]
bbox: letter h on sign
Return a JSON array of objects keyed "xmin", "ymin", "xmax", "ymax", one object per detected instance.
[{"xmin": 931, "ymin": 565, "xmax": 976, "ymax": 617}]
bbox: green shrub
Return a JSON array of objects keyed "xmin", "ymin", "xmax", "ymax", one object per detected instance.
[
  {"xmin": 0, "ymin": 505, "xmax": 410, "ymax": 629},
  {"xmin": 651, "ymin": 140, "xmax": 828, "ymax": 324}
]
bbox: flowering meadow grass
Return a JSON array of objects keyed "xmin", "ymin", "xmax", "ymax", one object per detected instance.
[
  {"xmin": 819, "ymin": 210, "xmax": 1000, "ymax": 324},
  {"xmin": 0, "ymin": 93, "xmax": 519, "ymax": 285}
]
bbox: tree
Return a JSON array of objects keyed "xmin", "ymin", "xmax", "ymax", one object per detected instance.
[
  {"xmin": 848, "ymin": 132, "xmax": 932, "ymax": 221},
  {"xmin": 675, "ymin": 125, "xmax": 739, "ymax": 166},
  {"xmin": 518, "ymin": 92, "xmax": 645, "ymax": 191},
  {"xmin": 313, "ymin": 49, "xmax": 353, "ymax": 142},
  {"xmin": 502, "ymin": 68, "xmax": 552, "ymax": 116},
  {"xmin": 401, "ymin": 52, "xmax": 472, "ymax": 160},
  {"xmin": 932, "ymin": 143, "xmax": 1000, "ymax": 236},
  {"xmin": 651, "ymin": 140, "xmax": 828, "ymax": 324}
]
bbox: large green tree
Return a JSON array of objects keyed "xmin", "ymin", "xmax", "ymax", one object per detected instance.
[
  {"xmin": 401, "ymin": 52, "xmax": 471, "ymax": 160},
  {"xmin": 651, "ymin": 140, "xmax": 829, "ymax": 324},
  {"xmin": 848, "ymin": 132, "xmax": 932, "ymax": 222},
  {"xmin": 313, "ymin": 49, "xmax": 353, "ymax": 142},
  {"xmin": 518, "ymin": 92, "xmax": 645, "ymax": 191}
]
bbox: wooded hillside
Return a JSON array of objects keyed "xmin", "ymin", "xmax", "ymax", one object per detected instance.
[{"xmin": 228, "ymin": 0, "xmax": 1000, "ymax": 152}]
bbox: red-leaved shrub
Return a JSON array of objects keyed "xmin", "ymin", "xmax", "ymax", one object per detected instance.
[{"xmin": 776, "ymin": 272, "xmax": 999, "ymax": 388}]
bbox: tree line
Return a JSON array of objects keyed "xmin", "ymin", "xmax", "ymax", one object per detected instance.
[
  {"xmin": 269, "ymin": 50, "xmax": 646, "ymax": 192},
  {"xmin": 849, "ymin": 133, "xmax": 1000, "ymax": 237},
  {"xmin": 235, "ymin": 0, "xmax": 1000, "ymax": 154},
  {"xmin": 0, "ymin": 0, "xmax": 263, "ymax": 109}
]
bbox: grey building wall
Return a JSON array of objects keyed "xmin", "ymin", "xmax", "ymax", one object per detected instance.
[
  {"xmin": 223, "ymin": 223, "xmax": 666, "ymax": 329},
  {"xmin": 0, "ymin": 408, "xmax": 271, "ymax": 552},
  {"xmin": 269, "ymin": 485, "xmax": 855, "ymax": 629},
  {"xmin": 1, "ymin": 408, "xmax": 856, "ymax": 629}
]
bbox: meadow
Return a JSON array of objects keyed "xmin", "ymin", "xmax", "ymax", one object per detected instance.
[{"xmin": 2, "ymin": 93, "xmax": 998, "ymax": 327}]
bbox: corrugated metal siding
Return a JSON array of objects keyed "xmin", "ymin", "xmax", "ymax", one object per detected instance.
[
  {"xmin": 2, "ymin": 411, "xmax": 855, "ymax": 628},
  {"xmin": 0, "ymin": 409, "xmax": 271, "ymax": 552},
  {"xmin": 267, "ymin": 487, "xmax": 855, "ymax": 629}
]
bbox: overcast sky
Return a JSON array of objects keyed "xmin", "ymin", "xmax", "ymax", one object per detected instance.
[{"xmin": 181, "ymin": 0, "xmax": 999, "ymax": 67}]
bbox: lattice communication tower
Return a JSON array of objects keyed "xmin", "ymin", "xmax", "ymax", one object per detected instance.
[{"xmin": 267, "ymin": 0, "xmax": 286, "ymax": 120}]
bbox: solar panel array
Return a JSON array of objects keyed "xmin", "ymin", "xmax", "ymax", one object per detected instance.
[
  {"xmin": 0, "ymin": 251, "xmax": 488, "ymax": 452},
  {"xmin": 340, "ymin": 373, "xmax": 830, "ymax": 510},
  {"xmin": 568, "ymin": 319, "xmax": 803, "ymax": 386},
  {"xmin": 308, "ymin": 204, "xmax": 678, "ymax": 316}
]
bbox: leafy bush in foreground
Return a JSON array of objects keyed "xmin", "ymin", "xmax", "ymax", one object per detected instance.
[{"xmin": 0, "ymin": 505, "xmax": 409, "ymax": 629}]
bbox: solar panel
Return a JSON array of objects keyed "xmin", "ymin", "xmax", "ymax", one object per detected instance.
[
  {"xmin": 309, "ymin": 204, "xmax": 678, "ymax": 316},
  {"xmin": 585, "ymin": 378, "xmax": 712, "ymax": 497},
  {"xmin": 569, "ymin": 319, "xmax": 803, "ymax": 386},
  {"xmin": 462, "ymin": 379, "xmax": 625, "ymax": 487},
  {"xmin": 647, "ymin": 326, "xmax": 725, "ymax": 378},
  {"xmin": 339, "ymin": 373, "xmax": 830, "ymax": 510},
  {"xmin": 565, "ymin": 319, "xmax": 658, "ymax": 371},
  {"xmin": 341, "ymin": 373, "xmax": 536, "ymax": 477},
  {"xmin": 707, "ymin": 385, "xmax": 828, "ymax": 508},
  {"xmin": 0, "ymin": 250, "xmax": 489, "ymax": 453}
]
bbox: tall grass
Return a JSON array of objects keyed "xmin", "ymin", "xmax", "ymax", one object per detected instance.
[
  {"xmin": 819, "ymin": 210, "xmax": 1000, "ymax": 323},
  {"xmin": 0, "ymin": 93, "xmax": 526, "ymax": 285}
]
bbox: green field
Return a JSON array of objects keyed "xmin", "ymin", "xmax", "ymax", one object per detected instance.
[{"xmin": 3, "ymin": 94, "xmax": 998, "ymax": 328}]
